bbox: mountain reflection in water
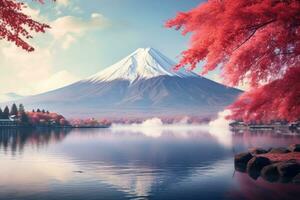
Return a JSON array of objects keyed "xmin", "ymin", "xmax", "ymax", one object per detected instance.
[{"xmin": 0, "ymin": 127, "xmax": 299, "ymax": 200}]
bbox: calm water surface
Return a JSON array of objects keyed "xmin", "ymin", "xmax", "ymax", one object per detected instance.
[{"xmin": 0, "ymin": 126, "xmax": 299, "ymax": 200}]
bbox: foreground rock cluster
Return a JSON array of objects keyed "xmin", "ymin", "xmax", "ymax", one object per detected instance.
[{"xmin": 235, "ymin": 144, "xmax": 300, "ymax": 184}]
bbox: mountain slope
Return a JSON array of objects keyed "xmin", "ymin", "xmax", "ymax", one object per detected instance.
[{"xmin": 12, "ymin": 48, "xmax": 242, "ymax": 118}]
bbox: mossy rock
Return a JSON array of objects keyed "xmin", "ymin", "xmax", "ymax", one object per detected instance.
[
  {"xmin": 277, "ymin": 160, "xmax": 300, "ymax": 179},
  {"xmin": 234, "ymin": 152, "xmax": 253, "ymax": 172},
  {"xmin": 261, "ymin": 163, "xmax": 280, "ymax": 182},
  {"xmin": 247, "ymin": 156, "xmax": 271, "ymax": 180}
]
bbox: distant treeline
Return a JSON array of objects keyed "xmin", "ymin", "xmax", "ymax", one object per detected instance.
[{"xmin": 0, "ymin": 103, "xmax": 69, "ymax": 127}]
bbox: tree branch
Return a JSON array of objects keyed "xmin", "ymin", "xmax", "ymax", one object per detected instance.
[{"xmin": 232, "ymin": 19, "xmax": 277, "ymax": 52}]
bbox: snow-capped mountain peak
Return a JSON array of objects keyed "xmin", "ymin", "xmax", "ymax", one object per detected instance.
[
  {"xmin": 10, "ymin": 47, "xmax": 241, "ymax": 118},
  {"xmin": 87, "ymin": 47, "xmax": 197, "ymax": 83}
]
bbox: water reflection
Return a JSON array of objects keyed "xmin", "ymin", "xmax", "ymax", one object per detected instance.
[
  {"xmin": 230, "ymin": 172, "xmax": 300, "ymax": 200},
  {"xmin": 232, "ymin": 130, "xmax": 300, "ymax": 153},
  {"xmin": 0, "ymin": 128, "xmax": 71, "ymax": 155},
  {"xmin": 0, "ymin": 127, "xmax": 299, "ymax": 200}
]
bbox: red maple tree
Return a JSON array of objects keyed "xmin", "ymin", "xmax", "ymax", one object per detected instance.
[
  {"xmin": 166, "ymin": 0, "xmax": 300, "ymax": 122},
  {"xmin": 0, "ymin": 0, "xmax": 52, "ymax": 51}
]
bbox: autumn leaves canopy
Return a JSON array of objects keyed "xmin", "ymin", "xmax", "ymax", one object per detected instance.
[
  {"xmin": 0, "ymin": 0, "xmax": 52, "ymax": 51},
  {"xmin": 167, "ymin": 0, "xmax": 300, "ymax": 122}
]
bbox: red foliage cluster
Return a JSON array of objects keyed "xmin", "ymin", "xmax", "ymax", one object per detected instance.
[
  {"xmin": 167, "ymin": 0, "xmax": 300, "ymax": 121},
  {"xmin": 230, "ymin": 67, "xmax": 300, "ymax": 122},
  {"xmin": 27, "ymin": 111, "xmax": 68, "ymax": 126},
  {"xmin": 0, "ymin": 0, "xmax": 51, "ymax": 51}
]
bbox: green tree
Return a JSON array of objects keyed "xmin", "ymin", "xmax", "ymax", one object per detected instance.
[
  {"xmin": 19, "ymin": 104, "xmax": 25, "ymax": 114},
  {"xmin": 18, "ymin": 104, "xmax": 29, "ymax": 125},
  {"xmin": 20, "ymin": 112, "xmax": 29, "ymax": 125},
  {"xmin": 3, "ymin": 106, "xmax": 9, "ymax": 119},
  {"xmin": 10, "ymin": 103, "xmax": 18, "ymax": 116},
  {"xmin": 0, "ymin": 108, "xmax": 3, "ymax": 119},
  {"xmin": 37, "ymin": 109, "xmax": 41, "ymax": 113}
]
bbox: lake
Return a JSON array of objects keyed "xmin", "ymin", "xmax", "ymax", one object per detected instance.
[{"xmin": 0, "ymin": 126, "xmax": 299, "ymax": 200}]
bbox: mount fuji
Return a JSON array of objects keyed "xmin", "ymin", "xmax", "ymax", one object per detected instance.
[{"xmin": 12, "ymin": 48, "xmax": 241, "ymax": 118}]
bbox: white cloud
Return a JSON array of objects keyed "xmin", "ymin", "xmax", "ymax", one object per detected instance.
[
  {"xmin": 0, "ymin": 4, "xmax": 109, "ymax": 96},
  {"xmin": 36, "ymin": 70, "xmax": 79, "ymax": 93},
  {"xmin": 1, "ymin": 44, "xmax": 52, "ymax": 82},
  {"xmin": 50, "ymin": 13, "xmax": 109, "ymax": 38},
  {"xmin": 56, "ymin": 0, "xmax": 70, "ymax": 7},
  {"xmin": 0, "ymin": 43, "xmax": 79, "ymax": 96},
  {"xmin": 22, "ymin": 4, "xmax": 109, "ymax": 50},
  {"xmin": 22, "ymin": 4, "xmax": 41, "ymax": 21},
  {"xmin": 62, "ymin": 34, "xmax": 76, "ymax": 49},
  {"xmin": 49, "ymin": 13, "xmax": 109, "ymax": 48}
]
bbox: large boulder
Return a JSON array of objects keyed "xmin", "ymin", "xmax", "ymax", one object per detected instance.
[
  {"xmin": 277, "ymin": 160, "xmax": 300, "ymax": 181},
  {"xmin": 269, "ymin": 147, "xmax": 290, "ymax": 154},
  {"xmin": 247, "ymin": 156, "xmax": 271, "ymax": 179},
  {"xmin": 249, "ymin": 148, "xmax": 268, "ymax": 155},
  {"xmin": 261, "ymin": 164, "xmax": 280, "ymax": 182},
  {"xmin": 234, "ymin": 152, "xmax": 253, "ymax": 172},
  {"xmin": 288, "ymin": 144, "xmax": 300, "ymax": 152}
]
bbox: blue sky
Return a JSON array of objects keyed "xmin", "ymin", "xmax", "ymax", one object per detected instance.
[
  {"xmin": 0, "ymin": 0, "xmax": 212, "ymax": 97},
  {"xmin": 43, "ymin": 0, "xmax": 203, "ymax": 76}
]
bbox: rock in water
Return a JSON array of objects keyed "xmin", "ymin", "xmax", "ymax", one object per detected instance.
[
  {"xmin": 234, "ymin": 152, "xmax": 253, "ymax": 172},
  {"xmin": 277, "ymin": 160, "xmax": 300, "ymax": 182},
  {"xmin": 261, "ymin": 164, "xmax": 280, "ymax": 182},
  {"xmin": 247, "ymin": 157, "xmax": 271, "ymax": 179},
  {"xmin": 234, "ymin": 144, "xmax": 300, "ymax": 184}
]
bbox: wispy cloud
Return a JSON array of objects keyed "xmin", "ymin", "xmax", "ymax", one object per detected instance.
[
  {"xmin": 0, "ymin": 44, "xmax": 79, "ymax": 95},
  {"xmin": 50, "ymin": 13, "xmax": 110, "ymax": 49},
  {"xmin": 56, "ymin": 0, "xmax": 70, "ymax": 7}
]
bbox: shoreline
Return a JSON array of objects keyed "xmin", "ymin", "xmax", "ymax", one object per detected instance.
[
  {"xmin": 0, "ymin": 125, "xmax": 111, "ymax": 129},
  {"xmin": 230, "ymin": 121, "xmax": 300, "ymax": 132}
]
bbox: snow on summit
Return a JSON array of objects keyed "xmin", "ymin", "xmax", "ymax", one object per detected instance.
[{"xmin": 87, "ymin": 47, "xmax": 197, "ymax": 83}]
